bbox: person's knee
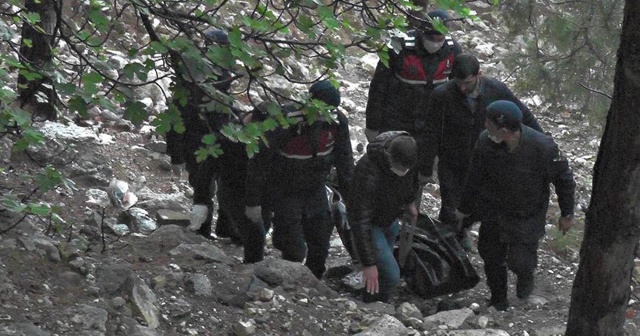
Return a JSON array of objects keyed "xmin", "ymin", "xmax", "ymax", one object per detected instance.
[
  {"xmin": 274, "ymin": 233, "xmax": 306, "ymax": 262},
  {"xmin": 507, "ymin": 259, "xmax": 535, "ymax": 278}
]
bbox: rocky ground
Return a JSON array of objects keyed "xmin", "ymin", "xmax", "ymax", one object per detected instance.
[{"xmin": 1, "ymin": 2, "xmax": 640, "ymax": 336}]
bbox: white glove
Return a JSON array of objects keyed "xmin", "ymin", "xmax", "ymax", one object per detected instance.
[
  {"xmin": 364, "ymin": 128, "xmax": 379, "ymax": 142},
  {"xmin": 245, "ymin": 205, "xmax": 263, "ymax": 223},
  {"xmin": 189, "ymin": 204, "xmax": 208, "ymax": 230}
]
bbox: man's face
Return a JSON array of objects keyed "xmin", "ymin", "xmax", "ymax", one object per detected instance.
[
  {"xmin": 423, "ymin": 33, "xmax": 445, "ymax": 43},
  {"xmin": 484, "ymin": 118, "xmax": 504, "ymax": 144},
  {"xmin": 390, "ymin": 161, "xmax": 410, "ymax": 176},
  {"xmin": 454, "ymin": 74, "xmax": 479, "ymax": 96}
]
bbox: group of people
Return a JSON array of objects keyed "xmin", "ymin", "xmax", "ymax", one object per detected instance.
[{"xmin": 166, "ymin": 8, "xmax": 576, "ymax": 310}]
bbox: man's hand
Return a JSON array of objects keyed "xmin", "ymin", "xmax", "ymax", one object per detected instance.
[
  {"xmin": 405, "ymin": 202, "xmax": 418, "ymax": 224},
  {"xmin": 189, "ymin": 204, "xmax": 208, "ymax": 230},
  {"xmin": 558, "ymin": 215, "xmax": 574, "ymax": 235},
  {"xmin": 364, "ymin": 128, "xmax": 379, "ymax": 142},
  {"xmin": 245, "ymin": 205, "xmax": 263, "ymax": 223},
  {"xmin": 362, "ymin": 265, "xmax": 379, "ymax": 295}
]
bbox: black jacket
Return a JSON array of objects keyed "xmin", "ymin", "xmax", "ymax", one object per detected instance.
[
  {"xmin": 366, "ymin": 31, "xmax": 462, "ymax": 134},
  {"xmin": 458, "ymin": 126, "xmax": 576, "ymax": 243},
  {"xmin": 165, "ymin": 78, "xmax": 242, "ymax": 204},
  {"xmin": 347, "ymin": 132, "xmax": 420, "ymax": 266},
  {"xmin": 418, "ymin": 76, "xmax": 544, "ymax": 177},
  {"xmin": 245, "ymin": 106, "xmax": 354, "ymax": 207}
]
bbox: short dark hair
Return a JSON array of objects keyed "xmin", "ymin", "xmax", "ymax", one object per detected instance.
[
  {"xmin": 388, "ymin": 135, "xmax": 417, "ymax": 168},
  {"xmin": 451, "ymin": 53, "xmax": 480, "ymax": 80}
]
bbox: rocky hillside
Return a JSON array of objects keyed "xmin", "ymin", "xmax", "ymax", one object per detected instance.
[{"xmin": 0, "ymin": 2, "xmax": 638, "ymax": 336}]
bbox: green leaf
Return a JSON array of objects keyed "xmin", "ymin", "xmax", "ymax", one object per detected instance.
[
  {"xmin": 122, "ymin": 62, "xmax": 147, "ymax": 81},
  {"xmin": 88, "ymin": 7, "xmax": 110, "ymax": 32},
  {"xmin": 29, "ymin": 203, "xmax": 51, "ymax": 216},
  {"xmin": 201, "ymin": 133, "xmax": 217, "ymax": 145},
  {"xmin": 68, "ymin": 96, "xmax": 89, "ymax": 115},
  {"xmin": 82, "ymin": 71, "xmax": 103, "ymax": 95},
  {"xmin": 317, "ymin": 6, "xmax": 339, "ymax": 30},
  {"xmin": 37, "ymin": 166, "xmax": 63, "ymax": 193},
  {"xmin": 123, "ymin": 101, "xmax": 147, "ymax": 126},
  {"xmin": 1, "ymin": 197, "xmax": 26, "ymax": 213}
]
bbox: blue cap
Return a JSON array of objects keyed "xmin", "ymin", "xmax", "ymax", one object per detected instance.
[
  {"xmin": 309, "ymin": 80, "xmax": 341, "ymax": 107},
  {"xmin": 486, "ymin": 100, "xmax": 523, "ymax": 130}
]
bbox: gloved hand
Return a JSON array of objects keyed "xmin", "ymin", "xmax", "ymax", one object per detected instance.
[
  {"xmin": 245, "ymin": 205, "xmax": 263, "ymax": 224},
  {"xmin": 364, "ymin": 128, "xmax": 379, "ymax": 142},
  {"xmin": 418, "ymin": 173, "xmax": 435, "ymax": 185},
  {"xmin": 189, "ymin": 204, "xmax": 208, "ymax": 231}
]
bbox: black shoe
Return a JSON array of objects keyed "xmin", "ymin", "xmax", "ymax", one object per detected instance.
[
  {"xmin": 488, "ymin": 298, "xmax": 509, "ymax": 312},
  {"xmin": 196, "ymin": 228, "xmax": 215, "ymax": 240},
  {"xmin": 516, "ymin": 276, "xmax": 535, "ymax": 299}
]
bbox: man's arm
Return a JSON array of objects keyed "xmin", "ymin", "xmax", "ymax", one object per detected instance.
[
  {"xmin": 457, "ymin": 138, "xmax": 485, "ymax": 216},
  {"xmin": 416, "ymin": 90, "xmax": 444, "ymax": 179},
  {"xmin": 365, "ymin": 58, "xmax": 394, "ymax": 134},
  {"xmin": 347, "ymin": 160, "xmax": 381, "ymax": 268},
  {"xmin": 546, "ymin": 140, "xmax": 576, "ymax": 219},
  {"xmin": 494, "ymin": 80, "xmax": 545, "ymax": 133},
  {"xmin": 334, "ymin": 112, "xmax": 355, "ymax": 196},
  {"xmin": 546, "ymin": 139, "xmax": 576, "ymax": 234}
]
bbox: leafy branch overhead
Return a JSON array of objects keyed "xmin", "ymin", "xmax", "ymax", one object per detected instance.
[
  {"xmin": 1, "ymin": 0, "xmax": 476, "ymax": 146},
  {"xmin": 0, "ymin": 0, "xmax": 475, "ymax": 230}
]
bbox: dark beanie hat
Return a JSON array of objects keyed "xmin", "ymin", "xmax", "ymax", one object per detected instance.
[
  {"xmin": 309, "ymin": 80, "xmax": 341, "ymax": 107},
  {"xmin": 486, "ymin": 100, "xmax": 523, "ymax": 131},
  {"xmin": 205, "ymin": 29, "xmax": 229, "ymax": 45}
]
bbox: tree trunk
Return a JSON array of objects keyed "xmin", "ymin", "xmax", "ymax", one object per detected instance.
[
  {"xmin": 566, "ymin": 1, "xmax": 640, "ymax": 335},
  {"xmin": 17, "ymin": 0, "xmax": 58, "ymax": 120}
]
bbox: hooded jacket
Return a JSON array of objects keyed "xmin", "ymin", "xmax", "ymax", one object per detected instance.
[{"xmin": 347, "ymin": 131, "xmax": 420, "ymax": 266}]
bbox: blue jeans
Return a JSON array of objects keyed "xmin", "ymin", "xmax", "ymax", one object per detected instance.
[{"xmin": 363, "ymin": 221, "xmax": 401, "ymax": 303}]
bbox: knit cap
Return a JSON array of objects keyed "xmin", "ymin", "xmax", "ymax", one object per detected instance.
[
  {"xmin": 418, "ymin": 10, "xmax": 450, "ymax": 35},
  {"xmin": 309, "ymin": 80, "xmax": 341, "ymax": 107},
  {"xmin": 486, "ymin": 100, "xmax": 523, "ymax": 130},
  {"xmin": 205, "ymin": 29, "xmax": 229, "ymax": 45}
]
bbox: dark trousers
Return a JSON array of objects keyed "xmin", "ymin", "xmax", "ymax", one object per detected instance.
[
  {"xmin": 477, "ymin": 220, "xmax": 539, "ymax": 304},
  {"xmin": 217, "ymin": 174, "xmax": 267, "ymax": 263},
  {"xmin": 437, "ymin": 165, "xmax": 474, "ymax": 235},
  {"xmin": 437, "ymin": 164, "xmax": 465, "ymax": 225},
  {"xmin": 272, "ymin": 187, "xmax": 333, "ymax": 279},
  {"xmin": 184, "ymin": 146, "xmax": 219, "ymax": 237}
]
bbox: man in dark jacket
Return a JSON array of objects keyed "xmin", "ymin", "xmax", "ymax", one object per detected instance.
[
  {"xmin": 364, "ymin": 9, "xmax": 462, "ymax": 141},
  {"xmin": 348, "ymin": 131, "xmax": 420, "ymax": 303},
  {"xmin": 418, "ymin": 53, "xmax": 544, "ymax": 247},
  {"xmin": 244, "ymin": 80, "xmax": 354, "ymax": 279},
  {"xmin": 165, "ymin": 29, "xmax": 242, "ymax": 242},
  {"xmin": 456, "ymin": 100, "xmax": 575, "ymax": 311}
]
